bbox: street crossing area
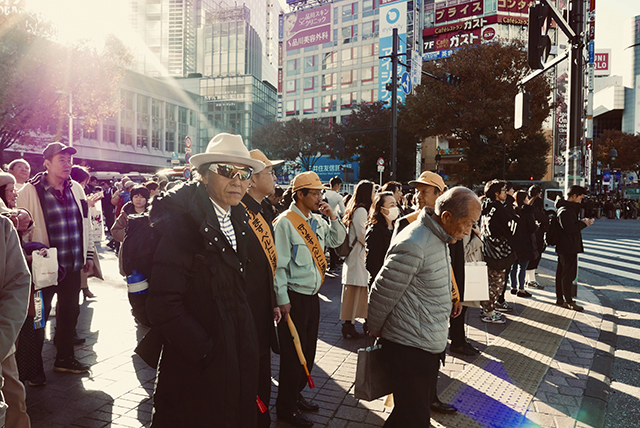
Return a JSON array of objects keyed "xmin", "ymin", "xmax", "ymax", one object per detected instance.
[{"xmin": 541, "ymin": 237, "xmax": 640, "ymax": 282}]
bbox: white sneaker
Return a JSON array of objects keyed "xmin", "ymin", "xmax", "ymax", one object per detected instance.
[{"xmin": 481, "ymin": 311, "xmax": 506, "ymax": 324}]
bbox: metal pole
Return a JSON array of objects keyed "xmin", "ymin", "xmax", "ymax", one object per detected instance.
[
  {"xmin": 390, "ymin": 28, "xmax": 398, "ymax": 181},
  {"xmin": 68, "ymin": 92, "xmax": 73, "ymax": 147},
  {"xmin": 566, "ymin": 0, "xmax": 584, "ymax": 193},
  {"xmin": 503, "ymin": 145, "xmax": 506, "ymax": 180}
]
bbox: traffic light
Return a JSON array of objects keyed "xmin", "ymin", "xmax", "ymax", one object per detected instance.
[
  {"xmin": 440, "ymin": 73, "xmax": 461, "ymax": 87},
  {"xmin": 528, "ymin": 2, "xmax": 551, "ymax": 69},
  {"xmin": 334, "ymin": 136, "xmax": 345, "ymax": 158},
  {"xmin": 514, "ymin": 91, "xmax": 532, "ymax": 129}
]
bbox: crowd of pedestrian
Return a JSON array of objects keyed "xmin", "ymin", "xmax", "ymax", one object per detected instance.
[{"xmin": 0, "ymin": 134, "xmax": 620, "ymax": 428}]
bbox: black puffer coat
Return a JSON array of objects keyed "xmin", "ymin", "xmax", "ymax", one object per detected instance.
[{"xmin": 146, "ymin": 182, "xmax": 259, "ymax": 428}]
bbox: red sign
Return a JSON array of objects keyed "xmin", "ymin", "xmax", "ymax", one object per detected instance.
[
  {"xmin": 424, "ymin": 14, "xmax": 528, "ymax": 38},
  {"xmin": 435, "ymin": 28, "xmax": 482, "ymax": 51},
  {"xmin": 435, "ymin": 0, "xmax": 483, "ymax": 24},
  {"xmin": 594, "ymin": 53, "xmax": 609, "ymax": 71},
  {"xmin": 278, "ymin": 69, "xmax": 283, "ymax": 93},
  {"xmin": 482, "ymin": 27, "xmax": 496, "ymax": 41},
  {"xmin": 497, "ymin": 0, "xmax": 532, "ymax": 14},
  {"xmin": 377, "ymin": 157, "xmax": 385, "ymax": 166}
]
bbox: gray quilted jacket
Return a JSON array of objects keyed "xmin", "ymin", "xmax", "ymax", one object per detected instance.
[{"xmin": 368, "ymin": 209, "xmax": 453, "ymax": 354}]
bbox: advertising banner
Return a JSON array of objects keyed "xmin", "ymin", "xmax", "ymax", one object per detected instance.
[
  {"xmin": 497, "ymin": 0, "xmax": 532, "ymax": 14},
  {"xmin": 283, "ymin": 5, "xmax": 331, "ymax": 51},
  {"xmin": 594, "ymin": 49, "xmax": 611, "ymax": 76},
  {"xmin": 435, "ymin": 0, "xmax": 483, "ymax": 24},
  {"xmin": 379, "ymin": 0, "xmax": 408, "ymax": 105}
]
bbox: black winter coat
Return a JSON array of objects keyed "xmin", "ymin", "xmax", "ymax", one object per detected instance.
[
  {"xmin": 555, "ymin": 199, "xmax": 587, "ymax": 255},
  {"xmin": 365, "ymin": 222, "xmax": 393, "ymax": 286},
  {"xmin": 512, "ymin": 205, "xmax": 539, "ymax": 261},
  {"xmin": 146, "ymin": 182, "xmax": 259, "ymax": 428}
]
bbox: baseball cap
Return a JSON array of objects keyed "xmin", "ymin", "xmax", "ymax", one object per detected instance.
[
  {"xmin": 249, "ymin": 149, "xmax": 284, "ymax": 168},
  {"xmin": 291, "ymin": 171, "xmax": 325, "ymax": 192},
  {"xmin": 43, "ymin": 142, "xmax": 77, "ymax": 160},
  {"xmin": 408, "ymin": 171, "xmax": 447, "ymax": 192}
]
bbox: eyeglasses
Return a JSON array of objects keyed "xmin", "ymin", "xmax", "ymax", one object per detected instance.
[
  {"xmin": 308, "ymin": 190, "xmax": 323, "ymax": 198},
  {"xmin": 209, "ymin": 163, "xmax": 253, "ymax": 181}
]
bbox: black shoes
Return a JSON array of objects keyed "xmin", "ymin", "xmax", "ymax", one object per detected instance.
[
  {"xmin": 517, "ymin": 290, "xmax": 532, "ymax": 298},
  {"xmin": 53, "ymin": 357, "xmax": 90, "ymax": 374},
  {"xmin": 277, "ymin": 410, "xmax": 314, "ymax": 427},
  {"xmin": 430, "ymin": 398, "xmax": 457, "ymax": 414},
  {"xmin": 563, "ymin": 302, "xmax": 584, "ymax": 312},
  {"xmin": 450, "ymin": 341, "xmax": 479, "ymax": 356},
  {"xmin": 297, "ymin": 397, "xmax": 319, "ymax": 412},
  {"xmin": 341, "ymin": 322, "xmax": 362, "ymax": 339}
]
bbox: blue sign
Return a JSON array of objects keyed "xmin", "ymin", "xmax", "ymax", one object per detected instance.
[
  {"xmin": 379, "ymin": 0, "xmax": 408, "ymax": 106},
  {"xmin": 423, "ymin": 49, "xmax": 457, "ymax": 62},
  {"xmin": 400, "ymin": 71, "xmax": 412, "ymax": 95},
  {"xmin": 602, "ymin": 171, "xmax": 610, "ymax": 182},
  {"xmin": 588, "ymin": 41, "xmax": 595, "ymax": 64},
  {"xmin": 279, "ymin": 156, "xmax": 360, "ymax": 183}
]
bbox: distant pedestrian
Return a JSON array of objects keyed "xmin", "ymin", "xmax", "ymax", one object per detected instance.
[
  {"xmin": 7, "ymin": 159, "xmax": 30, "ymax": 192},
  {"xmin": 146, "ymin": 133, "xmax": 266, "ymax": 427},
  {"xmin": 368, "ymin": 187, "xmax": 480, "ymax": 428},
  {"xmin": 340, "ymin": 180, "xmax": 374, "ymax": 339},
  {"xmin": 555, "ymin": 186, "xmax": 594, "ymax": 312},
  {"xmin": 509, "ymin": 190, "xmax": 538, "ymax": 298},
  {"xmin": 325, "ymin": 176, "xmax": 346, "ymax": 271},
  {"xmin": 525, "ymin": 185, "xmax": 548, "ymax": 289}
]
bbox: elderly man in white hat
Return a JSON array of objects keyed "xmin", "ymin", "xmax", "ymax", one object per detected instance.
[
  {"xmin": 146, "ymin": 133, "xmax": 266, "ymax": 427},
  {"xmin": 273, "ymin": 171, "xmax": 346, "ymax": 427}
]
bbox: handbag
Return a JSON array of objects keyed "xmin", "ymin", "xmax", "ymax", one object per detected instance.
[
  {"xmin": 463, "ymin": 261, "xmax": 490, "ymax": 304},
  {"xmin": 354, "ymin": 339, "xmax": 392, "ymax": 401},
  {"xmin": 482, "ymin": 236, "xmax": 516, "ymax": 271},
  {"xmin": 32, "ymin": 248, "xmax": 59, "ymax": 290},
  {"xmin": 335, "ymin": 222, "xmax": 355, "ymax": 257}
]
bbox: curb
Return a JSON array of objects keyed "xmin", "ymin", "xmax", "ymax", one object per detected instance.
[{"xmin": 576, "ymin": 288, "xmax": 618, "ymax": 428}]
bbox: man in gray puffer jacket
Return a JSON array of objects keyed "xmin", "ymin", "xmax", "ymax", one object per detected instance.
[{"xmin": 368, "ymin": 187, "xmax": 481, "ymax": 428}]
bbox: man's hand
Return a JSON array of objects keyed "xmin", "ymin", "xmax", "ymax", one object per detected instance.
[
  {"xmin": 451, "ymin": 301, "xmax": 463, "ymax": 318},
  {"xmin": 15, "ymin": 209, "xmax": 32, "ymax": 232},
  {"xmin": 83, "ymin": 260, "xmax": 94, "ymax": 274},
  {"xmin": 318, "ymin": 201, "xmax": 336, "ymax": 220},
  {"xmin": 273, "ymin": 306, "xmax": 282, "ymax": 324},
  {"xmin": 582, "ymin": 218, "xmax": 595, "ymax": 226},
  {"xmin": 278, "ymin": 303, "xmax": 291, "ymax": 321}
]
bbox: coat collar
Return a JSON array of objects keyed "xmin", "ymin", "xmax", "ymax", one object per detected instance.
[{"xmin": 418, "ymin": 208, "xmax": 454, "ymax": 244}]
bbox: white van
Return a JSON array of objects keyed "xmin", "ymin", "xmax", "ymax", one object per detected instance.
[{"xmin": 543, "ymin": 188, "xmax": 565, "ymax": 214}]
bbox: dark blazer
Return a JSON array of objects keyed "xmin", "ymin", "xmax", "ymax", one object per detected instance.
[
  {"xmin": 512, "ymin": 205, "xmax": 539, "ymax": 261},
  {"xmin": 556, "ymin": 199, "xmax": 587, "ymax": 255},
  {"xmin": 147, "ymin": 182, "xmax": 259, "ymax": 428},
  {"xmin": 365, "ymin": 222, "xmax": 393, "ymax": 285}
]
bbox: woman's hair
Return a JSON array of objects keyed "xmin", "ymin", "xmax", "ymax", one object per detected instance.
[
  {"xmin": 343, "ymin": 180, "xmax": 374, "ymax": 226},
  {"xmin": 514, "ymin": 190, "xmax": 528, "ymax": 215},
  {"xmin": 70, "ymin": 165, "xmax": 91, "ymax": 184},
  {"xmin": 368, "ymin": 191, "xmax": 395, "ymax": 226},
  {"xmin": 130, "ymin": 185, "xmax": 150, "ymax": 201},
  {"xmin": 0, "ymin": 185, "xmax": 8, "ymax": 207},
  {"xmin": 145, "ymin": 181, "xmax": 159, "ymax": 192}
]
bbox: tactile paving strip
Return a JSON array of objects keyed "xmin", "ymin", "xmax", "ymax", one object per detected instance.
[{"xmin": 433, "ymin": 301, "xmax": 576, "ymax": 428}]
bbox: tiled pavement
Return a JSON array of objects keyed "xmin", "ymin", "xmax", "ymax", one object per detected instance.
[{"xmin": 24, "ymin": 245, "xmax": 615, "ymax": 428}]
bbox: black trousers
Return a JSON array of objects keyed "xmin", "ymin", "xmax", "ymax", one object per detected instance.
[
  {"xmin": 449, "ymin": 305, "xmax": 468, "ymax": 348},
  {"xmin": 42, "ymin": 269, "xmax": 82, "ymax": 361},
  {"xmin": 276, "ymin": 290, "xmax": 320, "ymax": 415},
  {"xmin": 382, "ymin": 339, "xmax": 441, "ymax": 428},
  {"xmin": 556, "ymin": 253, "xmax": 578, "ymax": 304},
  {"xmin": 257, "ymin": 350, "xmax": 271, "ymax": 428}
]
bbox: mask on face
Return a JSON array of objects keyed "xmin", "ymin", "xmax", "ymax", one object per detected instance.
[{"xmin": 383, "ymin": 206, "xmax": 400, "ymax": 222}]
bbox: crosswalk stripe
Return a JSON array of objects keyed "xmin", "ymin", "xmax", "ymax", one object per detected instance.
[
  {"xmin": 579, "ymin": 253, "xmax": 640, "ymax": 273},
  {"xmin": 581, "ymin": 244, "xmax": 640, "ymax": 263},
  {"xmin": 591, "ymin": 238, "xmax": 640, "ymax": 249},
  {"xmin": 541, "ymin": 252, "xmax": 640, "ymax": 282}
]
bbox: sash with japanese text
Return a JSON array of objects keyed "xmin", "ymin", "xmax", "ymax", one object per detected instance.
[{"xmin": 285, "ymin": 210, "xmax": 326, "ymax": 284}]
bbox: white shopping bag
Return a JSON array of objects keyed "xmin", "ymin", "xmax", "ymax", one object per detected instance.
[
  {"xmin": 463, "ymin": 261, "xmax": 490, "ymax": 303},
  {"xmin": 32, "ymin": 248, "xmax": 59, "ymax": 290}
]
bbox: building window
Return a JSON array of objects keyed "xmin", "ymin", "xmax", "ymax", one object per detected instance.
[
  {"xmin": 102, "ymin": 119, "xmax": 116, "ymax": 143},
  {"xmin": 322, "ymin": 51, "xmax": 337, "ymax": 69},
  {"xmin": 361, "ymin": 89, "xmax": 377, "ymax": 104},
  {"xmin": 286, "ymin": 79, "xmax": 299, "ymax": 95},
  {"xmin": 341, "ymin": 47, "xmax": 359, "ymax": 66},
  {"xmin": 342, "ymin": 3, "xmax": 358, "ymax": 22},
  {"xmin": 363, "ymin": 20, "xmax": 379, "ymax": 40},
  {"xmin": 363, "ymin": 0, "xmax": 377, "ymax": 17},
  {"xmin": 304, "ymin": 76, "xmax": 317, "ymax": 92},
  {"xmin": 342, "ymin": 24, "xmax": 358, "ymax": 44},
  {"xmin": 287, "ymin": 58, "xmax": 300, "ymax": 75},
  {"xmin": 303, "ymin": 97, "xmax": 318, "ymax": 114},
  {"xmin": 165, "ymin": 103, "xmax": 176, "ymax": 152},
  {"xmin": 286, "ymin": 100, "xmax": 298, "ymax": 116},
  {"xmin": 322, "ymin": 73, "xmax": 337, "ymax": 91},
  {"xmin": 341, "ymin": 70, "xmax": 356, "ymax": 88},
  {"xmin": 321, "ymin": 94, "xmax": 336, "ymax": 112},
  {"xmin": 304, "ymin": 54, "xmax": 318, "ymax": 73},
  {"xmin": 362, "ymin": 43, "xmax": 379, "ymax": 62},
  {"xmin": 362, "ymin": 66, "xmax": 374, "ymax": 82},
  {"xmin": 341, "ymin": 92, "xmax": 357, "ymax": 108}
]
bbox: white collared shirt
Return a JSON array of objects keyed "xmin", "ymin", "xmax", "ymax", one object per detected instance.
[{"xmin": 210, "ymin": 198, "xmax": 237, "ymax": 251}]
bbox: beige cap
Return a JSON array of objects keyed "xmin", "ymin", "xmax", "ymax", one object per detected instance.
[
  {"xmin": 291, "ymin": 171, "xmax": 325, "ymax": 192},
  {"xmin": 409, "ymin": 171, "xmax": 447, "ymax": 192},
  {"xmin": 249, "ymin": 149, "xmax": 284, "ymax": 168}
]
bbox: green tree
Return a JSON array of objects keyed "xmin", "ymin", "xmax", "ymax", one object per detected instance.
[
  {"xmin": 336, "ymin": 102, "xmax": 418, "ymax": 182},
  {"xmin": 402, "ymin": 40, "xmax": 553, "ymax": 185},
  {"xmin": 252, "ymin": 118, "xmax": 333, "ymax": 171},
  {"xmin": 594, "ymin": 130, "xmax": 640, "ymax": 180},
  {"xmin": 0, "ymin": 14, "xmax": 131, "ymax": 162}
]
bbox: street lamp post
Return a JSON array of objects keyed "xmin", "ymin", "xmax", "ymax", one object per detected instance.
[{"xmin": 609, "ymin": 148, "xmax": 618, "ymax": 194}]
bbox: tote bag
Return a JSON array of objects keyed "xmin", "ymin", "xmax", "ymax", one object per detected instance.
[
  {"xmin": 32, "ymin": 248, "xmax": 58, "ymax": 290},
  {"xmin": 354, "ymin": 340, "xmax": 392, "ymax": 401},
  {"xmin": 463, "ymin": 261, "xmax": 490, "ymax": 303}
]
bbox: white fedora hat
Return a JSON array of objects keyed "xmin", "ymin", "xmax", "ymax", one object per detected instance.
[{"xmin": 190, "ymin": 133, "xmax": 265, "ymax": 172}]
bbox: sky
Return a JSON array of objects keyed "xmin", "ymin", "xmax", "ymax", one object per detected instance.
[{"xmin": 23, "ymin": 0, "xmax": 640, "ymax": 86}]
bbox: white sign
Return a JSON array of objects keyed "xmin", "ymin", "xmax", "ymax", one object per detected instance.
[
  {"xmin": 377, "ymin": 165, "xmax": 385, "ymax": 172},
  {"xmin": 185, "ymin": 136, "xmax": 192, "ymax": 148},
  {"xmin": 411, "ymin": 48, "xmax": 423, "ymax": 89}
]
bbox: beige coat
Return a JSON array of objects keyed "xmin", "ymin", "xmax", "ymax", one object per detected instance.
[{"xmin": 341, "ymin": 207, "xmax": 369, "ymax": 287}]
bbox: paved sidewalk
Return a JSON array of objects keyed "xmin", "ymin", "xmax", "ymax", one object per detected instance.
[{"xmin": 24, "ymin": 246, "xmax": 616, "ymax": 428}]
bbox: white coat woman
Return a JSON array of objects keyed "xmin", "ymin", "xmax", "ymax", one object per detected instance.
[{"xmin": 340, "ymin": 180, "xmax": 375, "ymax": 339}]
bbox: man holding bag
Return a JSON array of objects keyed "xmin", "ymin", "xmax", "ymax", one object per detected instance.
[{"xmin": 17, "ymin": 142, "xmax": 95, "ymax": 374}]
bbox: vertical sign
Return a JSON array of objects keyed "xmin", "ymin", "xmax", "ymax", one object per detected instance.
[
  {"xmin": 379, "ymin": 0, "xmax": 408, "ymax": 105},
  {"xmin": 635, "ymin": 75, "xmax": 640, "ymax": 135}
]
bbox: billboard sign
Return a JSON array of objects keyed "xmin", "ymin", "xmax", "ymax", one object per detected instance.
[
  {"xmin": 379, "ymin": 0, "xmax": 408, "ymax": 105},
  {"xmin": 283, "ymin": 5, "xmax": 331, "ymax": 51},
  {"xmin": 497, "ymin": 0, "xmax": 532, "ymax": 14},
  {"xmin": 594, "ymin": 49, "xmax": 611, "ymax": 76},
  {"xmin": 435, "ymin": 0, "xmax": 483, "ymax": 24}
]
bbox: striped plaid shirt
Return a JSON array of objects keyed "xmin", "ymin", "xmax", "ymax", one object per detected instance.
[
  {"xmin": 41, "ymin": 177, "xmax": 85, "ymax": 272},
  {"xmin": 211, "ymin": 198, "xmax": 237, "ymax": 252}
]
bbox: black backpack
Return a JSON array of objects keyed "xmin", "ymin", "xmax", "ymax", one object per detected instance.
[
  {"xmin": 121, "ymin": 212, "xmax": 159, "ymax": 279},
  {"xmin": 545, "ymin": 210, "xmax": 561, "ymax": 247}
]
